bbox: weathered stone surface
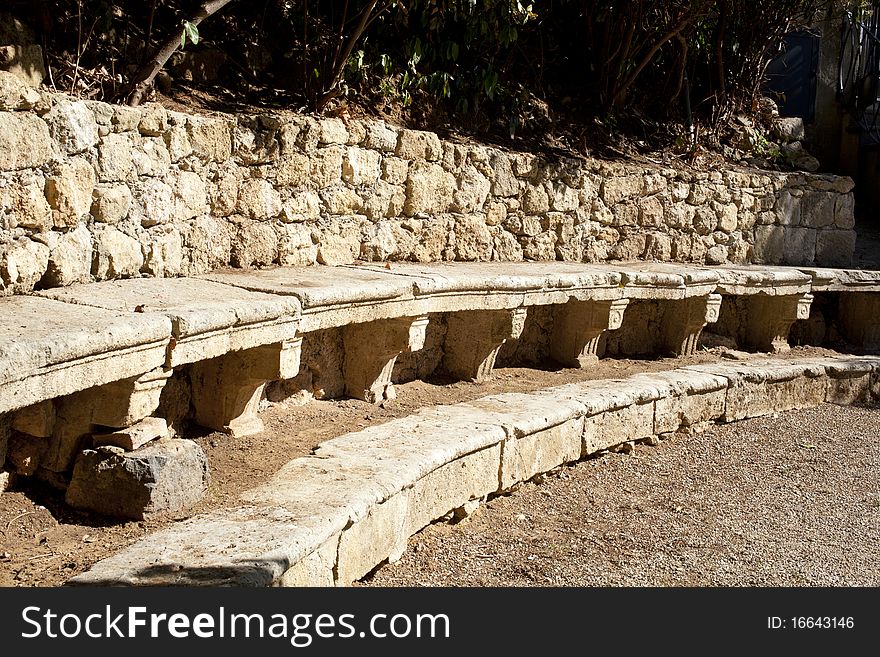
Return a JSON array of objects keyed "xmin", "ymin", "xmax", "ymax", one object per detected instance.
[
  {"xmin": 499, "ymin": 417, "xmax": 583, "ymax": 489},
  {"xmin": 42, "ymin": 223, "xmax": 92, "ymax": 287},
  {"xmin": 231, "ymin": 222, "xmax": 279, "ymax": 267},
  {"xmin": 12, "ymin": 400, "xmax": 56, "ymax": 438},
  {"xmin": 187, "ymin": 116, "xmax": 233, "ymax": 162},
  {"xmin": 396, "ymin": 129, "xmax": 442, "ymax": 161},
  {"xmin": 92, "ymin": 417, "xmax": 170, "ymax": 451},
  {"xmin": 814, "ymin": 230, "xmax": 856, "ymax": 268},
  {"xmin": 44, "ymin": 158, "xmax": 97, "ymax": 228},
  {"xmin": 454, "ymin": 215, "xmax": 493, "ymax": 261},
  {"xmin": 171, "ymin": 170, "xmax": 208, "ymax": 221},
  {"xmin": 753, "ymin": 225, "xmax": 785, "ymax": 265},
  {"xmin": 65, "ymin": 439, "xmax": 209, "ymax": 519},
  {"xmin": 97, "ymin": 133, "xmax": 134, "ymax": 182},
  {"xmin": 93, "ymin": 227, "xmax": 145, "ymax": 279},
  {"xmin": 237, "ymin": 178, "xmax": 282, "ymax": 220},
  {"xmin": 364, "ymin": 122, "xmax": 398, "ymax": 152},
  {"xmin": 7, "ymin": 432, "xmax": 47, "ymax": 475},
  {"xmin": 132, "ymin": 136, "xmax": 171, "ymax": 177},
  {"xmin": 0, "ymin": 70, "xmax": 41, "ymax": 110},
  {"xmin": 782, "ymin": 226, "xmax": 817, "ymax": 266},
  {"xmin": 0, "ymin": 237, "xmax": 49, "ymax": 294},
  {"xmin": 342, "ymin": 147, "xmax": 382, "ymax": 185},
  {"xmin": 138, "ymin": 103, "xmax": 168, "ymax": 136},
  {"xmin": 44, "ymin": 100, "xmax": 99, "ymax": 154},
  {"xmin": 0, "ymin": 113, "xmax": 53, "ymax": 171},
  {"xmin": 91, "ymin": 184, "xmax": 131, "ymax": 224},
  {"xmin": 0, "ymin": 177, "xmax": 52, "ymax": 230},
  {"xmin": 128, "ymin": 177, "xmax": 174, "ymax": 227}
]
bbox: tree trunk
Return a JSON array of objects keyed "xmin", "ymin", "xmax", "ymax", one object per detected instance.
[{"xmin": 126, "ymin": 0, "xmax": 236, "ymax": 107}]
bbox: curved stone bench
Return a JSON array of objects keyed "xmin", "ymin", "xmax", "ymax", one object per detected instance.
[
  {"xmin": 2, "ymin": 261, "xmax": 878, "ymax": 509},
  {"xmin": 66, "ymin": 355, "xmax": 880, "ymax": 586}
]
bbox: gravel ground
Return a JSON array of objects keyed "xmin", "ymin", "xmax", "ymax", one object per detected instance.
[{"xmin": 360, "ymin": 403, "xmax": 880, "ymax": 587}]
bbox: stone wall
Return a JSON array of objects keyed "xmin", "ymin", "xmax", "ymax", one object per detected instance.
[{"xmin": 0, "ymin": 71, "xmax": 857, "ymax": 295}]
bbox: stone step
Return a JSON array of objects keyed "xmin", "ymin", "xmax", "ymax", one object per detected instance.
[{"xmin": 66, "ymin": 355, "xmax": 880, "ymax": 587}]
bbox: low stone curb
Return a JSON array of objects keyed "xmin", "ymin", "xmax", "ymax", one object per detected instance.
[{"xmin": 68, "ymin": 354, "xmax": 880, "ymax": 587}]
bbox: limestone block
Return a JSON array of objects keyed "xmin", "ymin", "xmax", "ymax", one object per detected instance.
[
  {"xmin": 131, "ymin": 136, "xmax": 171, "ymax": 177},
  {"xmin": 0, "ymin": 70, "xmax": 40, "ymax": 109},
  {"xmin": 130, "ymin": 177, "xmax": 174, "ymax": 227},
  {"xmin": 0, "ymin": 113, "xmax": 53, "ymax": 170},
  {"xmin": 381, "ymin": 157, "xmax": 409, "ymax": 185},
  {"xmin": 582, "ymin": 400, "xmax": 655, "ymax": 455},
  {"xmin": 12, "ymin": 400, "xmax": 56, "ymax": 438},
  {"xmin": 65, "ymin": 439, "xmax": 209, "ymax": 519},
  {"xmin": 403, "ymin": 444, "xmax": 502, "ymax": 540},
  {"xmin": 0, "ymin": 237, "xmax": 49, "ymax": 294},
  {"xmin": 190, "ymin": 339, "xmax": 302, "ymax": 437},
  {"xmin": 208, "ymin": 164, "xmax": 242, "ymax": 216},
  {"xmin": 522, "ymin": 184, "xmax": 550, "ymax": 213},
  {"xmin": 187, "ymin": 115, "xmax": 233, "ymax": 162},
  {"xmin": 279, "ymin": 537, "xmax": 339, "ymax": 587},
  {"xmin": 823, "ymin": 360, "xmax": 877, "ymax": 405},
  {"xmin": 44, "ymin": 100, "xmax": 99, "ymax": 154},
  {"xmin": 318, "ymin": 117, "xmax": 348, "ymax": 145},
  {"xmin": 92, "ymin": 417, "xmax": 170, "ymax": 451},
  {"xmin": 111, "ymin": 105, "xmax": 141, "ymax": 132},
  {"xmin": 279, "ymin": 224, "xmax": 319, "ymax": 266},
  {"xmin": 90, "ymin": 184, "xmax": 131, "ymax": 224},
  {"xmin": 442, "ymin": 308, "xmax": 528, "ymax": 382},
  {"xmin": 550, "ymin": 298, "xmax": 629, "ymax": 367},
  {"xmin": 237, "ymin": 178, "xmax": 282, "ymax": 220},
  {"xmin": 648, "ymin": 371, "xmax": 728, "ymax": 434},
  {"xmin": 321, "ymin": 186, "xmax": 364, "ymax": 214},
  {"xmin": 42, "ymin": 223, "xmax": 92, "ymax": 287},
  {"xmin": 163, "ymin": 125, "xmax": 193, "ymax": 162},
  {"xmin": 342, "ymin": 147, "xmax": 382, "ymax": 185},
  {"xmin": 171, "ymin": 170, "xmax": 208, "ymax": 221},
  {"xmin": 601, "ymin": 175, "xmax": 643, "ymax": 205},
  {"xmin": 93, "ymin": 227, "xmax": 144, "ymax": 279},
  {"xmin": 659, "ymin": 293, "xmax": 722, "ymax": 356},
  {"xmin": 454, "ymin": 214, "xmax": 493, "ymax": 261},
  {"xmin": 396, "ymin": 129, "xmax": 443, "ymax": 161},
  {"xmin": 231, "ymin": 222, "xmax": 279, "ymax": 268},
  {"xmin": 343, "ymin": 316, "xmax": 429, "ymax": 403},
  {"xmin": 310, "ymin": 146, "xmax": 345, "ymax": 187},
  {"xmin": 138, "ymin": 103, "xmax": 169, "ymax": 136},
  {"xmin": 97, "ymin": 133, "xmax": 134, "ymax": 182},
  {"xmin": 752, "ymin": 225, "xmax": 786, "ymax": 265},
  {"xmin": 335, "ymin": 492, "xmax": 409, "ymax": 585},
  {"xmin": 500, "ymin": 418, "xmax": 583, "ymax": 490},
  {"xmin": 489, "ymin": 151, "xmax": 519, "ymax": 197},
  {"xmin": 282, "ymin": 190, "xmax": 321, "ymax": 223},
  {"xmin": 814, "ymin": 230, "xmax": 856, "ymax": 268},
  {"xmin": 834, "ymin": 193, "xmax": 855, "ymax": 229},
  {"xmin": 44, "ymin": 158, "xmax": 96, "ymax": 228},
  {"xmin": 87, "ymin": 368, "xmax": 172, "ymax": 428},
  {"xmin": 275, "ymin": 152, "xmax": 312, "ymax": 187},
  {"xmin": 0, "ymin": 177, "xmax": 51, "ymax": 230},
  {"xmin": 782, "ymin": 226, "xmax": 817, "ymax": 265},
  {"xmin": 404, "ymin": 161, "xmax": 456, "ymax": 216},
  {"xmin": 800, "ymin": 191, "xmax": 836, "ymax": 229},
  {"xmin": 837, "ymin": 293, "xmax": 880, "ymax": 349},
  {"xmin": 364, "ymin": 122, "xmax": 399, "ymax": 152}
]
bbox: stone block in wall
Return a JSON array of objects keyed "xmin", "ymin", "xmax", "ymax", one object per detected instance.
[
  {"xmin": 309, "ymin": 145, "xmax": 345, "ymax": 187},
  {"xmin": 282, "ymin": 190, "xmax": 321, "ymax": 223},
  {"xmin": 453, "ymin": 214, "xmax": 493, "ymax": 261},
  {"xmin": 814, "ymin": 229, "xmax": 856, "ymax": 268},
  {"xmin": 111, "ymin": 105, "xmax": 141, "ymax": 132},
  {"xmin": 0, "ymin": 176, "xmax": 51, "ymax": 230},
  {"xmin": 381, "ymin": 157, "xmax": 409, "ymax": 185},
  {"xmin": 396, "ymin": 128, "xmax": 442, "ymax": 161},
  {"xmin": 316, "ymin": 220, "xmax": 362, "ymax": 266},
  {"xmin": 638, "ymin": 195, "xmax": 663, "ymax": 227},
  {"xmin": 601, "ymin": 175, "xmax": 644, "ymax": 205},
  {"xmin": 231, "ymin": 222, "xmax": 278, "ymax": 268},
  {"xmin": 138, "ymin": 103, "xmax": 168, "ymax": 136},
  {"xmin": 7, "ymin": 432, "xmax": 47, "ymax": 475},
  {"xmin": 181, "ymin": 216, "xmax": 233, "ymax": 274},
  {"xmin": 364, "ymin": 121, "xmax": 398, "ymax": 152},
  {"xmin": 452, "ymin": 164, "xmax": 492, "ymax": 213},
  {"xmin": 0, "ymin": 112, "xmax": 53, "ymax": 171},
  {"xmin": 132, "ymin": 136, "xmax": 171, "ymax": 177},
  {"xmin": 321, "ymin": 186, "xmax": 364, "ymax": 215},
  {"xmin": 342, "ymin": 147, "xmax": 382, "ymax": 186},
  {"xmin": 521, "ymin": 183, "xmax": 550, "ymax": 214},
  {"xmin": 41, "ymin": 224, "xmax": 92, "ymax": 287},
  {"xmin": 782, "ymin": 226, "xmax": 817, "ymax": 266},
  {"xmin": 93, "ymin": 227, "xmax": 144, "ymax": 279},
  {"xmin": 404, "ymin": 161, "xmax": 455, "ymax": 216},
  {"xmin": 276, "ymin": 152, "xmax": 310, "ymax": 187},
  {"xmin": 44, "ymin": 158, "xmax": 96, "ymax": 228},
  {"xmin": 97, "ymin": 133, "xmax": 135, "ymax": 182},
  {"xmin": 208, "ymin": 164, "xmax": 241, "ymax": 216},
  {"xmin": 0, "ymin": 237, "xmax": 49, "ymax": 294},
  {"xmin": 186, "ymin": 115, "xmax": 233, "ymax": 162},
  {"xmin": 142, "ymin": 228, "xmax": 183, "ymax": 277},
  {"xmin": 43, "ymin": 100, "xmax": 98, "ymax": 155},
  {"xmin": 237, "ymin": 178, "xmax": 282, "ymax": 220},
  {"xmin": 91, "ymin": 184, "xmax": 131, "ymax": 224},
  {"xmin": 129, "ymin": 177, "xmax": 173, "ymax": 227},
  {"xmin": 800, "ymin": 191, "xmax": 836, "ymax": 229},
  {"xmin": 834, "ymin": 193, "xmax": 855, "ymax": 229},
  {"xmin": 163, "ymin": 124, "xmax": 193, "ymax": 162},
  {"xmin": 0, "ymin": 70, "xmax": 40, "ymax": 110},
  {"xmin": 65, "ymin": 439, "xmax": 209, "ymax": 520},
  {"xmin": 489, "ymin": 151, "xmax": 519, "ymax": 197},
  {"xmin": 716, "ymin": 203, "xmax": 738, "ymax": 233},
  {"xmin": 171, "ymin": 170, "xmax": 208, "ymax": 221},
  {"xmin": 318, "ymin": 117, "xmax": 348, "ymax": 145},
  {"xmin": 753, "ymin": 225, "xmax": 785, "ymax": 265}
]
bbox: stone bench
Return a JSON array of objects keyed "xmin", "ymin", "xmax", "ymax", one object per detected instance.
[
  {"xmin": 66, "ymin": 355, "xmax": 880, "ymax": 587},
  {"xmin": 2, "ymin": 261, "xmax": 878, "ymax": 515},
  {"xmin": 795, "ymin": 267, "xmax": 880, "ymax": 350}
]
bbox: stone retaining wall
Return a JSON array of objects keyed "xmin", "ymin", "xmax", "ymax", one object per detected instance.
[{"xmin": 0, "ymin": 71, "xmax": 857, "ymax": 295}]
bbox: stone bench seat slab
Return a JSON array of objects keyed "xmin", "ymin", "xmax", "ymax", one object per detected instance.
[
  {"xmin": 614, "ymin": 262, "xmax": 719, "ymax": 299},
  {"xmin": 38, "ymin": 278, "xmax": 302, "ymax": 367},
  {"xmin": 710, "ymin": 265, "xmax": 812, "ymax": 296},
  {"xmin": 795, "ymin": 267, "xmax": 880, "ymax": 292},
  {"xmin": 0, "ymin": 296, "xmax": 170, "ymax": 415}
]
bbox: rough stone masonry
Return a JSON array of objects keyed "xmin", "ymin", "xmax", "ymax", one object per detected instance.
[{"xmin": 0, "ymin": 69, "xmax": 856, "ymax": 296}]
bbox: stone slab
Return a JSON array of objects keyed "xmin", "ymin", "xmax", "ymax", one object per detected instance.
[
  {"xmin": 796, "ymin": 267, "xmax": 880, "ymax": 292},
  {"xmin": 710, "ymin": 265, "xmax": 812, "ymax": 295},
  {"xmin": 39, "ymin": 278, "xmax": 301, "ymax": 366},
  {"xmin": 0, "ymin": 296, "xmax": 170, "ymax": 415}
]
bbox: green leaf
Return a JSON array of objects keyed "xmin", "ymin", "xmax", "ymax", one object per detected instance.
[{"xmin": 181, "ymin": 20, "xmax": 200, "ymax": 48}]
